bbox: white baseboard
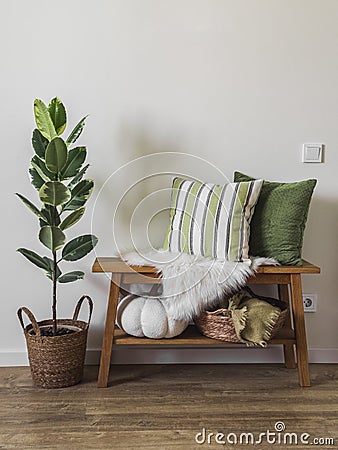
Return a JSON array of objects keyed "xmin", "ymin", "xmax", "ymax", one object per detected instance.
[
  {"xmin": 1, "ymin": 347, "xmax": 337, "ymax": 367},
  {"xmin": 0, "ymin": 351, "xmax": 29, "ymax": 367}
]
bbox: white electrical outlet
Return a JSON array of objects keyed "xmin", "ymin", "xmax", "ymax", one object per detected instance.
[{"xmin": 302, "ymin": 294, "xmax": 317, "ymax": 312}]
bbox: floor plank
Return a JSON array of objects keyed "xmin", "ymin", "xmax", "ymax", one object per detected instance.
[{"xmin": 0, "ymin": 364, "xmax": 337, "ymax": 449}]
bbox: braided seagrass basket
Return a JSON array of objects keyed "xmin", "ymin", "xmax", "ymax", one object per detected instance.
[
  {"xmin": 194, "ymin": 307, "xmax": 288, "ymax": 343},
  {"xmin": 195, "ymin": 308, "xmax": 242, "ymax": 343},
  {"xmin": 17, "ymin": 296, "xmax": 93, "ymax": 389},
  {"xmin": 194, "ymin": 288, "xmax": 288, "ymax": 343}
]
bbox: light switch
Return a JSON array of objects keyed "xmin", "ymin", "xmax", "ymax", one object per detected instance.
[{"xmin": 302, "ymin": 143, "xmax": 324, "ymax": 163}]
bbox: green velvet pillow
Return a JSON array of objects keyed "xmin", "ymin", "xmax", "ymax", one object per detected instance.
[{"xmin": 233, "ymin": 172, "xmax": 317, "ymax": 266}]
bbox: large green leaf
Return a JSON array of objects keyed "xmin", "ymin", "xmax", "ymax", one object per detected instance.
[
  {"xmin": 34, "ymin": 99, "xmax": 57, "ymax": 141},
  {"xmin": 58, "ymin": 271, "xmax": 85, "ymax": 283},
  {"xmin": 16, "ymin": 193, "xmax": 43, "ymax": 219},
  {"xmin": 43, "ymin": 257, "xmax": 62, "ymax": 280},
  {"xmin": 31, "ymin": 155, "xmax": 55, "ymax": 182},
  {"xmin": 17, "ymin": 248, "xmax": 49, "ymax": 271},
  {"xmin": 29, "ymin": 167, "xmax": 45, "ymax": 190},
  {"xmin": 39, "ymin": 181, "xmax": 71, "ymax": 206},
  {"xmin": 66, "ymin": 116, "xmax": 87, "ymax": 145},
  {"xmin": 60, "ymin": 147, "xmax": 86, "ymax": 180},
  {"xmin": 63, "ymin": 179, "xmax": 94, "ymax": 211},
  {"xmin": 48, "ymin": 97, "xmax": 67, "ymax": 135},
  {"xmin": 32, "ymin": 129, "xmax": 49, "ymax": 159},
  {"xmin": 62, "ymin": 234, "xmax": 98, "ymax": 261},
  {"xmin": 39, "ymin": 226, "xmax": 66, "ymax": 252},
  {"xmin": 59, "ymin": 207, "xmax": 85, "ymax": 231},
  {"xmin": 67, "ymin": 164, "xmax": 90, "ymax": 190},
  {"xmin": 45, "ymin": 137, "xmax": 68, "ymax": 174},
  {"xmin": 40, "ymin": 204, "xmax": 61, "ymax": 227}
]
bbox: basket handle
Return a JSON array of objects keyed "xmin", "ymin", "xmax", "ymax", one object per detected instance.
[
  {"xmin": 17, "ymin": 307, "xmax": 41, "ymax": 337},
  {"xmin": 206, "ymin": 308, "xmax": 231, "ymax": 317},
  {"xmin": 243, "ymin": 286, "xmax": 287, "ymax": 310},
  {"xmin": 72, "ymin": 295, "xmax": 93, "ymax": 328}
]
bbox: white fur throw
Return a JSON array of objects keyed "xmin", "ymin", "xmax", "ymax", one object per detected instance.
[{"xmin": 123, "ymin": 249, "xmax": 278, "ymax": 322}]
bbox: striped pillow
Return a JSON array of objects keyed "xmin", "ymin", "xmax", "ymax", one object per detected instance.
[{"xmin": 163, "ymin": 177, "xmax": 263, "ymax": 262}]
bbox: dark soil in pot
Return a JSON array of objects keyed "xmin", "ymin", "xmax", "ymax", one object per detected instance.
[
  {"xmin": 28, "ymin": 324, "xmax": 81, "ymax": 337},
  {"xmin": 39, "ymin": 327, "xmax": 76, "ymax": 336}
]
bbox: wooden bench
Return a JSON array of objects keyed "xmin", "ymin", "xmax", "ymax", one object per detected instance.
[{"xmin": 92, "ymin": 258, "xmax": 320, "ymax": 388}]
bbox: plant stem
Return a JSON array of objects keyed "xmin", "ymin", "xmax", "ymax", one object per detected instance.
[{"xmin": 52, "ymin": 251, "xmax": 57, "ymax": 335}]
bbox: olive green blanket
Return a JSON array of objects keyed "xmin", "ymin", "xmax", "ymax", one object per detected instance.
[{"xmin": 228, "ymin": 292, "xmax": 282, "ymax": 347}]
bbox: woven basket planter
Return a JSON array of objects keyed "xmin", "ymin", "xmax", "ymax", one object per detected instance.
[
  {"xmin": 194, "ymin": 307, "xmax": 288, "ymax": 343},
  {"xmin": 17, "ymin": 296, "xmax": 93, "ymax": 389}
]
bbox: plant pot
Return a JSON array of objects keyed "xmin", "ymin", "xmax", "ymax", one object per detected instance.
[{"xmin": 17, "ymin": 296, "xmax": 93, "ymax": 389}]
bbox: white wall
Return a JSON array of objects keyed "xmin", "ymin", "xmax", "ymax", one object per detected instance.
[{"xmin": 1, "ymin": 0, "xmax": 337, "ymax": 365}]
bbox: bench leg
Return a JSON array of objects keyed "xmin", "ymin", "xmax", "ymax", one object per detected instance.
[
  {"xmin": 290, "ymin": 274, "xmax": 310, "ymax": 387},
  {"xmin": 278, "ymin": 284, "xmax": 296, "ymax": 369},
  {"xmin": 98, "ymin": 273, "xmax": 121, "ymax": 388}
]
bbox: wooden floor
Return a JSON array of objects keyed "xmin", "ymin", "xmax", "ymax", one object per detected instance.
[{"xmin": 0, "ymin": 365, "xmax": 337, "ymax": 449}]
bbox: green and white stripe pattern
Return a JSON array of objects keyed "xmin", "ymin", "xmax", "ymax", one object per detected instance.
[{"xmin": 163, "ymin": 177, "xmax": 263, "ymax": 261}]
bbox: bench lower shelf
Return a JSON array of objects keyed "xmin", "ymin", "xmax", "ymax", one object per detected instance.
[{"xmin": 113, "ymin": 325, "xmax": 296, "ymax": 346}]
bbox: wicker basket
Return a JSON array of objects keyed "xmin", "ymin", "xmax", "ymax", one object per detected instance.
[
  {"xmin": 17, "ymin": 296, "xmax": 93, "ymax": 389},
  {"xmin": 194, "ymin": 306, "xmax": 288, "ymax": 343}
]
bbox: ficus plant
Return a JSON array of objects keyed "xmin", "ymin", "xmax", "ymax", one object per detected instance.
[{"xmin": 17, "ymin": 97, "xmax": 98, "ymax": 335}]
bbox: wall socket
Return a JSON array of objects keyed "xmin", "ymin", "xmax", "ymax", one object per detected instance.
[{"xmin": 302, "ymin": 294, "xmax": 317, "ymax": 312}]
